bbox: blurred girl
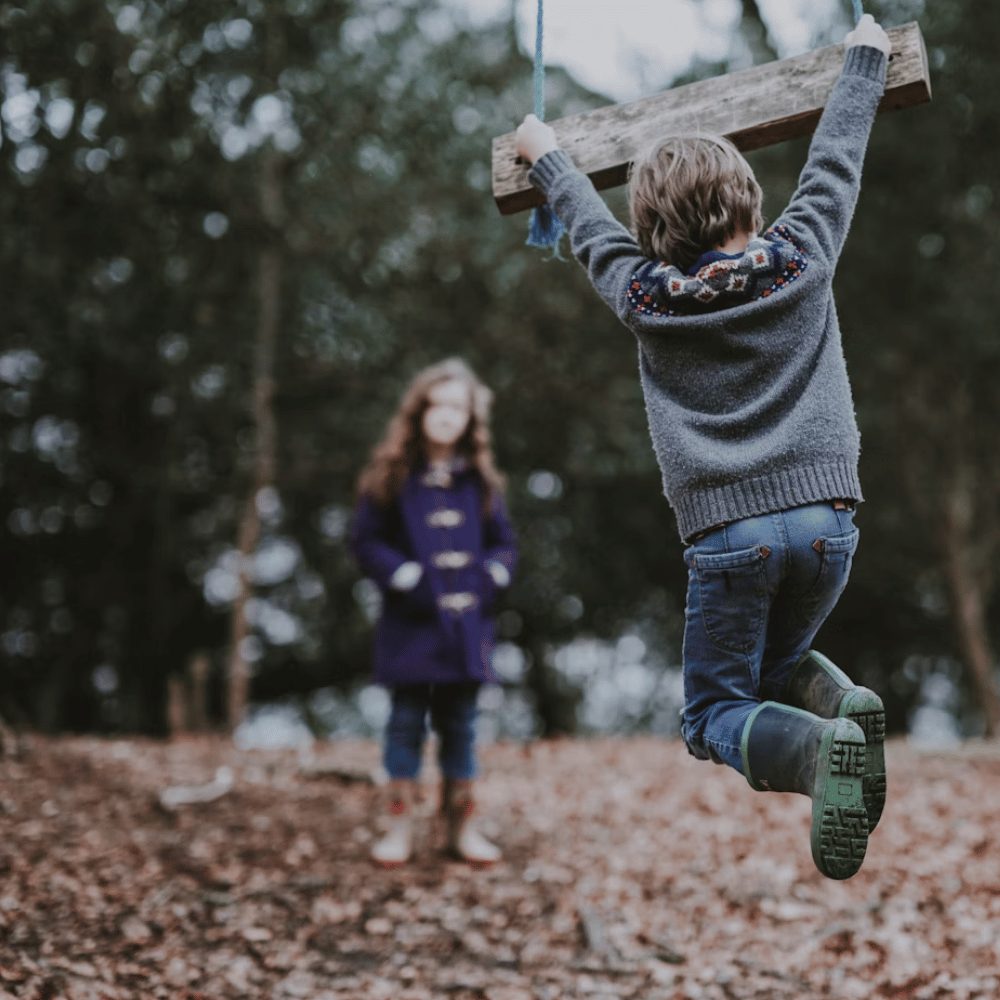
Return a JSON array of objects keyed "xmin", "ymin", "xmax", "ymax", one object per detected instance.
[{"xmin": 351, "ymin": 358, "xmax": 517, "ymax": 866}]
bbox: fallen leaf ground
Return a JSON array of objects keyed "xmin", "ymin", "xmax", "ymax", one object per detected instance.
[{"xmin": 1, "ymin": 736, "xmax": 999, "ymax": 999}]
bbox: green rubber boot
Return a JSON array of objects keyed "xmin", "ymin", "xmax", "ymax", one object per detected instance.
[
  {"xmin": 785, "ymin": 650, "xmax": 886, "ymax": 830},
  {"xmin": 741, "ymin": 702, "xmax": 869, "ymax": 880}
]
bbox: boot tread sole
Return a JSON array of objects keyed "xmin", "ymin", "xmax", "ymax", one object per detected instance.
[
  {"xmin": 843, "ymin": 692, "xmax": 887, "ymax": 831},
  {"xmin": 812, "ymin": 727, "xmax": 869, "ymax": 880},
  {"xmin": 818, "ymin": 805, "xmax": 869, "ymax": 879},
  {"xmin": 829, "ymin": 736, "xmax": 866, "ymax": 777}
]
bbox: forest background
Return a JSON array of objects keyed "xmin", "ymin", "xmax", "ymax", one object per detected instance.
[{"xmin": 2, "ymin": 0, "xmax": 997, "ymax": 747}]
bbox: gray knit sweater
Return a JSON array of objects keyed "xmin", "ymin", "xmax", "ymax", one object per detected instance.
[{"xmin": 528, "ymin": 45, "xmax": 888, "ymax": 542}]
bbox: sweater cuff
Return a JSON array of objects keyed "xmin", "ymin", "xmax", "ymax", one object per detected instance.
[
  {"xmin": 843, "ymin": 45, "xmax": 887, "ymax": 84},
  {"xmin": 527, "ymin": 149, "xmax": 577, "ymax": 196}
]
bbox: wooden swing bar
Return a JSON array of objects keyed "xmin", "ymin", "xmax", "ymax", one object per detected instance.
[{"xmin": 492, "ymin": 21, "xmax": 931, "ymax": 216}]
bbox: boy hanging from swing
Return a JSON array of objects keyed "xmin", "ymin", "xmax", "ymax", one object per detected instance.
[{"xmin": 513, "ymin": 14, "xmax": 891, "ymax": 879}]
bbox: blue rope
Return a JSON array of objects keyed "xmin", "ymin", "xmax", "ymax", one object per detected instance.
[
  {"xmin": 851, "ymin": 0, "xmax": 863, "ymax": 23},
  {"xmin": 525, "ymin": 0, "xmax": 564, "ymax": 254},
  {"xmin": 532, "ymin": 0, "xmax": 545, "ymax": 120}
]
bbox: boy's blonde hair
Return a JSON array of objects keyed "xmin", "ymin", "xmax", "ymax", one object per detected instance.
[{"xmin": 628, "ymin": 135, "xmax": 764, "ymax": 272}]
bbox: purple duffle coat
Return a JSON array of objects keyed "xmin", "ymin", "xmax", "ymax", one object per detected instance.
[{"xmin": 350, "ymin": 466, "xmax": 518, "ymax": 686}]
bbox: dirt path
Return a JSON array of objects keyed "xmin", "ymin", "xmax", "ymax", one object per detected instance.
[{"xmin": 1, "ymin": 736, "xmax": 998, "ymax": 999}]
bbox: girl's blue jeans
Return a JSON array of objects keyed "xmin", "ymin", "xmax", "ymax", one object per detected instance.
[
  {"xmin": 383, "ymin": 683, "xmax": 480, "ymax": 780},
  {"xmin": 681, "ymin": 501, "xmax": 860, "ymax": 773}
]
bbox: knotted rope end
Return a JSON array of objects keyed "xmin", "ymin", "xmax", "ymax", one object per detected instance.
[{"xmin": 525, "ymin": 204, "xmax": 565, "ymax": 257}]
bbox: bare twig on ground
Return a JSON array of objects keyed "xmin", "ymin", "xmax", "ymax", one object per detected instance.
[{"xmin": 157, "ymin": 766, "xmax": 234, "ymax": 810}]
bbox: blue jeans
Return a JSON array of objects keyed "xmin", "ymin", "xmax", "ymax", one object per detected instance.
[
  {"xmin": 681, "ymin": 502, "xmax": 860, "ymax": 772},
  {"xmin": 383, "ymin": 683, "xmax": 480, "ymax": 780}
]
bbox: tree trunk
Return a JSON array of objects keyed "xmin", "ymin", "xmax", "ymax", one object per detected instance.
[
  {"xmin": 226, "ymin": 147, "xmax": 284, "ymax": 731},
  {"xmin": 167, "ymin": 674, "xmax": 187, "ymax": 736},
  {"xmin": 739, "ymin": 0, "xmax": 779, "ymax": 64},
  {"xmin": 940, "ymin": 462, "xmax": 1000, "ymax": 737},
  {"xmin": 188, "ymin": 652, "xmax": 210, "ymax": 731},
  {"xmin": 524, "ymin": 638, "xmax": 579, "ymax": 737}
]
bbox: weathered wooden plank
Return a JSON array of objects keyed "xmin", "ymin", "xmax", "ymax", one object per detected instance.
[{"xmin": 492, "ymin": 21, "xmax": 930, "ymax": 216}]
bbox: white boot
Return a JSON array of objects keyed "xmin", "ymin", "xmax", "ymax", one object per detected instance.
[
  {"xmin": 443, "ymin": 779, "xmax": 501, "ymax": 865},
  {"xmin": 370, "ymin": 780, "xmax": 414, "ymax": 867}
]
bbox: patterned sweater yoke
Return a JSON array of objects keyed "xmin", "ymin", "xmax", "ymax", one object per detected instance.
[{"xmin": 527, "ymin": 45, "xmax": 888, "ymax": 542}]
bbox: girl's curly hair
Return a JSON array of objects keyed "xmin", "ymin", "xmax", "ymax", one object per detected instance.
[{"xmin": 356, "ymin": 357, "xmax": 505, "ymax": 507}]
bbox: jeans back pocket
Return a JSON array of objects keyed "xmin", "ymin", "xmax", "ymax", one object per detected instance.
[
  {"xmin": 691, "ymin": 545, "xmax": 770, "ymax": 654},
  {"xmin": 798, "ymin": 526, "xmax": 860, "ymax": 626}
]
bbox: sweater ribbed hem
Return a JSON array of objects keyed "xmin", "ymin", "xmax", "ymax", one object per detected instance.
[
  {"xmin": 843, "ymin": 45, "xmax": 887, "ymax": 84},
  {"xmin": 672, "ymin": 460, "xmax": 863, "ymax": 542},
  {"xmin": 528, "ymin": 149, "xmax": 576, "ymax": 196}
]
